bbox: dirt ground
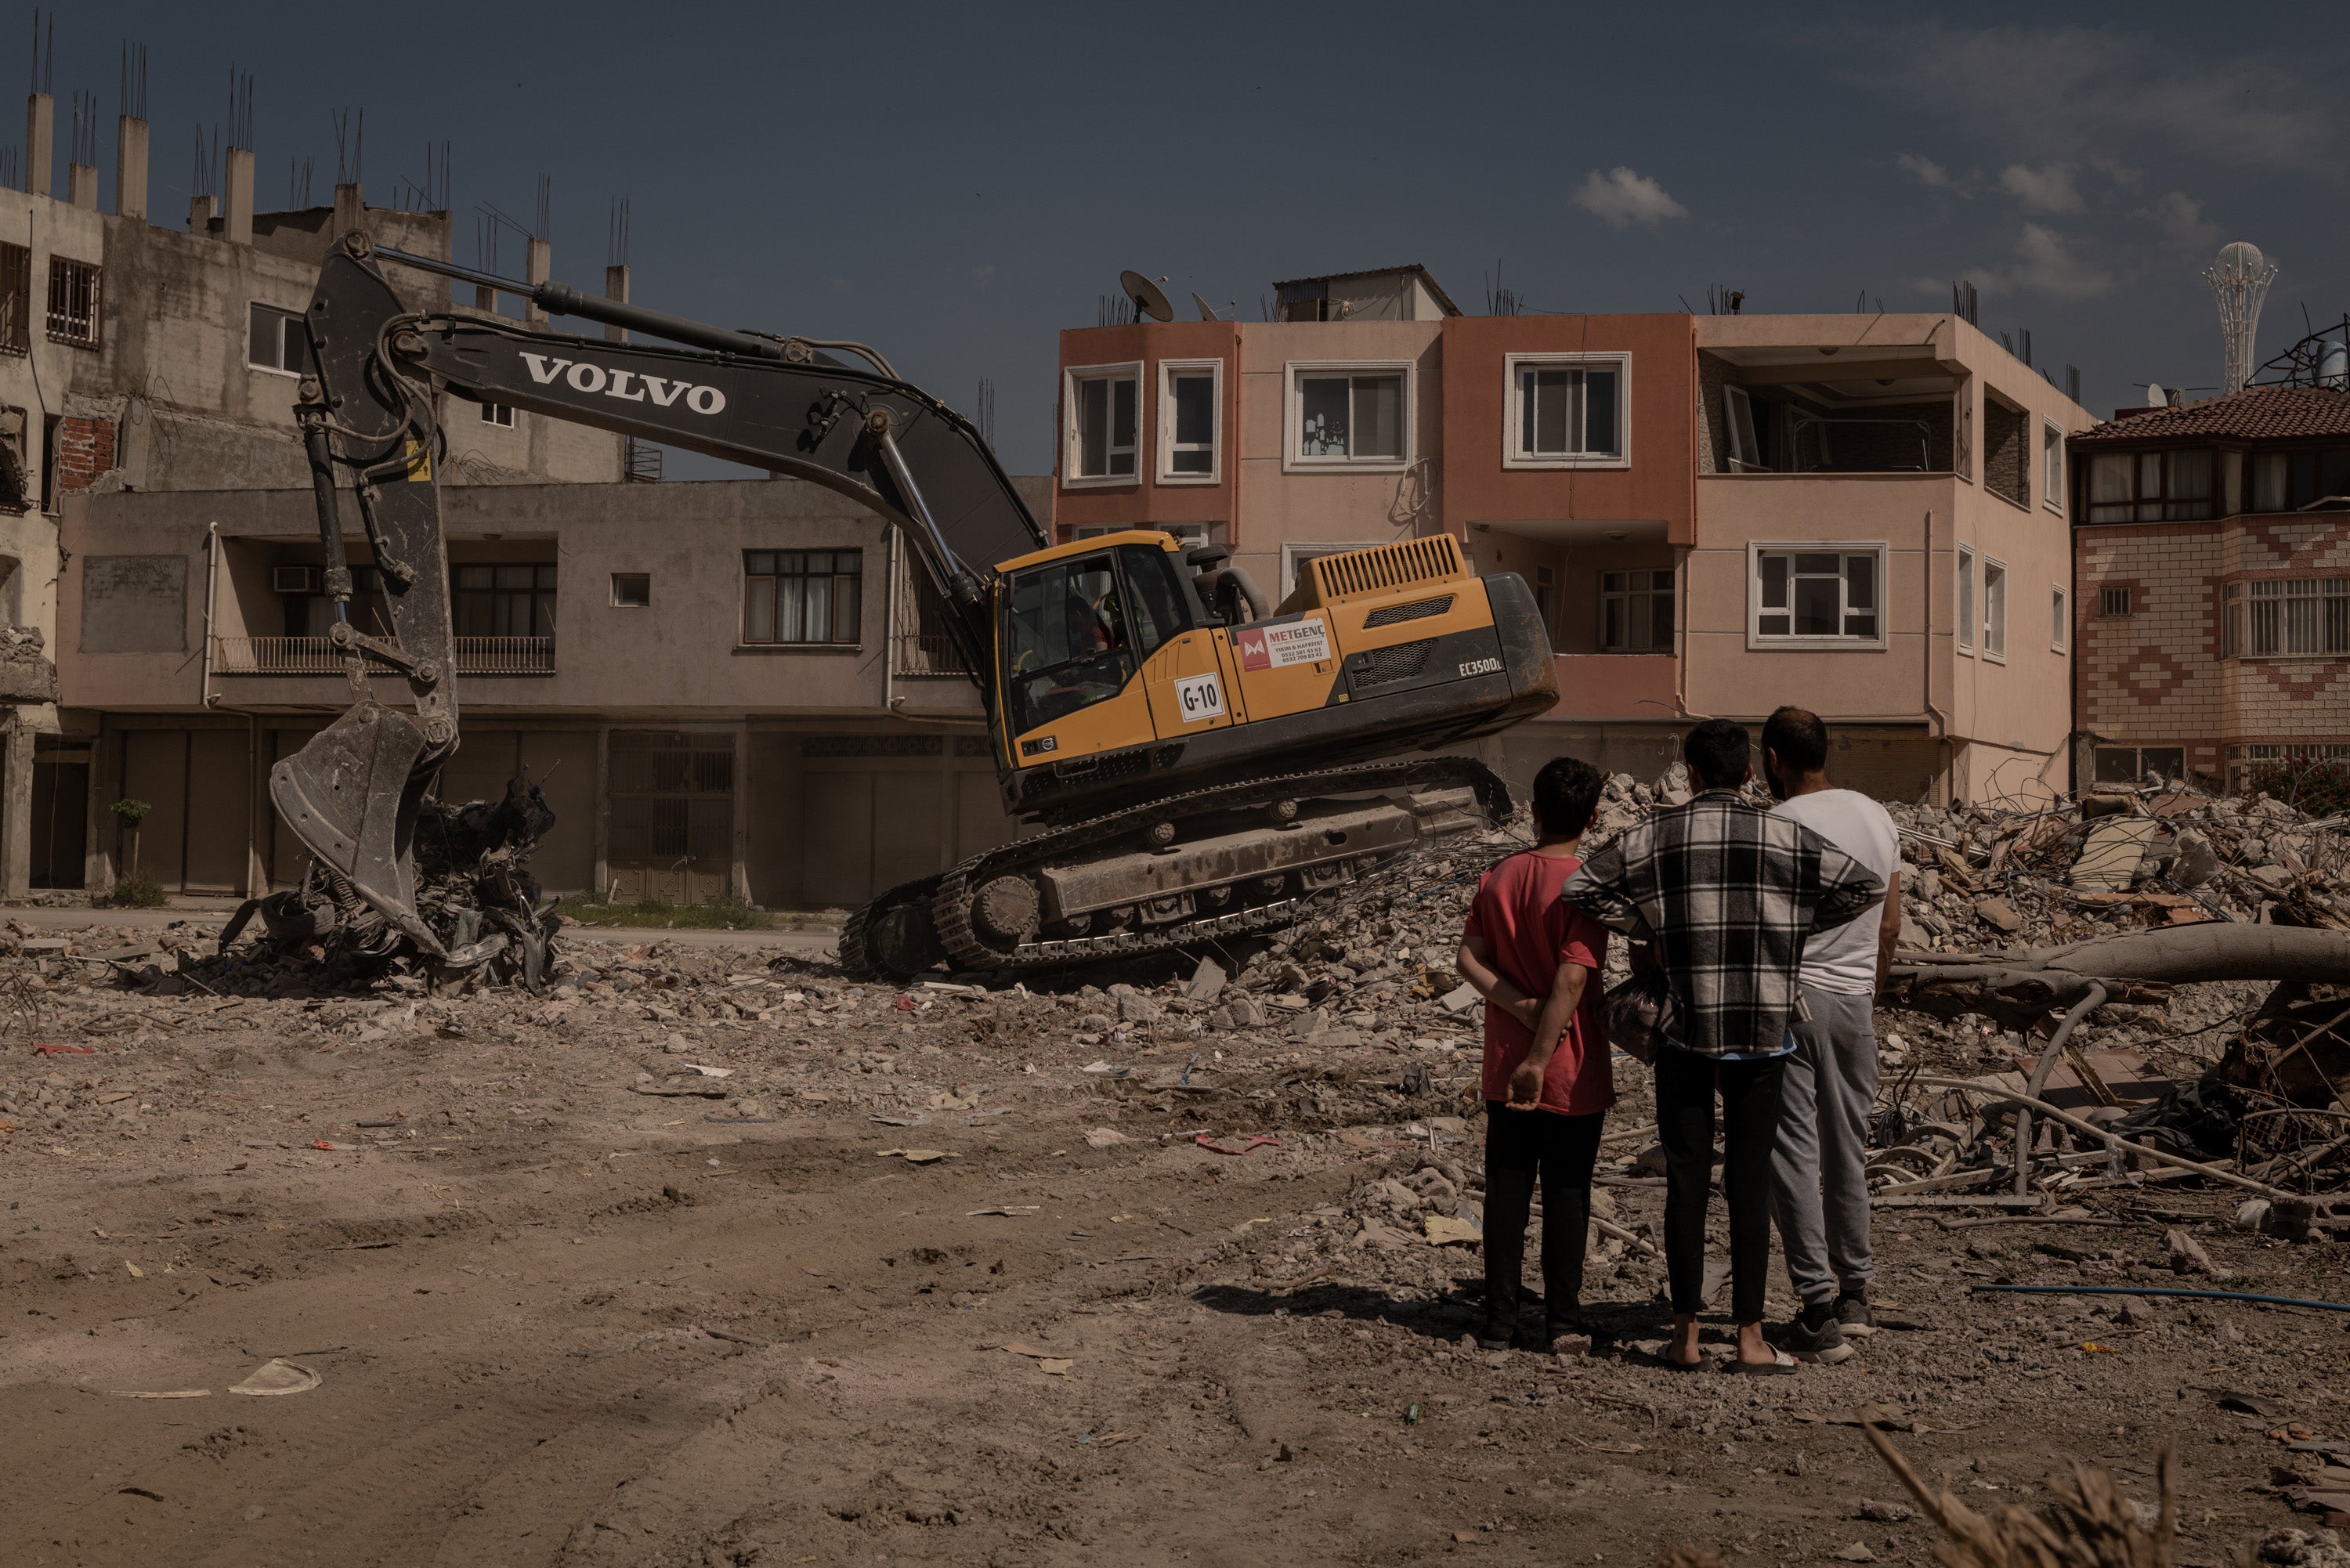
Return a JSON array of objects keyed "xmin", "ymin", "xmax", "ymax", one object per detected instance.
[{"xmin": 2, "ymin": 921, "xmax": 2345, "ymax": 1568}]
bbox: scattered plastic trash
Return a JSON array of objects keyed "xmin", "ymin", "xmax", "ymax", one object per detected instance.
[{"xmin": 230, "ymin": 1359, "xmax": 321, "ymax": 1396}]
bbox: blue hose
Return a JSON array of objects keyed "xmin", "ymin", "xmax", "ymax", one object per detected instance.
[{"xmin": 1971, "ymin": 1284, "xmax": 2350, "ymax": 1313}]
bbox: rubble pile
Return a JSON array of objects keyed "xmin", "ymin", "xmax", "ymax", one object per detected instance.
[{"xmin": 212, "ymin": 778, "xmax": 562, "ymax": 995}]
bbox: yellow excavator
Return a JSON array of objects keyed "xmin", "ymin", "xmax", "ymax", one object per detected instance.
[{"xmin": 272, "ymin": 234, "xmax": 1560, "ymax": 980}]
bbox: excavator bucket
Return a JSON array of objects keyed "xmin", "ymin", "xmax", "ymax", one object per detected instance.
[{"xmin": 267, "ymin": 704, "xmax": 447, "ymax": 957}]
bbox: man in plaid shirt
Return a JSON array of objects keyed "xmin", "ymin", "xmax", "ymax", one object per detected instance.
[{"xmin": 1564, "ymin": 719, "xmax": 1881, "ymax": 1374}]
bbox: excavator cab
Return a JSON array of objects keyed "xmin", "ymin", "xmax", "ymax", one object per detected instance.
[{"xmin": 996, "ymin": 535, "xmax": 1208, "ymax": 761}]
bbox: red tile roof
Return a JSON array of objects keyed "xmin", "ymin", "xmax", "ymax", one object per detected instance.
[{"xmin": 2073, "ymin": 386, "xmax": 2350, "ymax": 446}]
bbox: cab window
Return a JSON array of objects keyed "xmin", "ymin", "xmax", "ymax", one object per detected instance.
[
  {"xmin": 1116, "ymin": 544, "xmax": 1195, "ymax": 659},
  {"xmin": 1003, "ymin": 553, "xmax": 1134, "ymax": 735}
]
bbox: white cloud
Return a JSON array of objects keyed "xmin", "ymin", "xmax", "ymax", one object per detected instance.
[
  {"xmin": 1573, "ymin": 168, "xmax": 1689, "ymax": 229},
  {"xmin": 1979, "ymin": 223, "xmax": 2116, "ymax": 301},
  {"xmin": 1845, "ymin": 23, "xmax": 2337, "ymax": 172},
  {"xmin": 1998, "ymin": 162, "xmax": 2084, "ymax": 214},
  {"xmin": 1897, "ymin": 153, "xmax": 1958, "ymax": 190},
  {"xmin": 2142, "ymin": 190, "xmax": 2222, "ymax": 255}
]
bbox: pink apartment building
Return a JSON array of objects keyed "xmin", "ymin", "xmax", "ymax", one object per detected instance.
[{"xmin": 1056, "ymin": 266, "xmax": 2094, "ymax": 804}]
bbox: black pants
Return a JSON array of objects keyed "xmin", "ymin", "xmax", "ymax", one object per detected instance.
[
  {"xmin": 1654, "ymin": 1049, "xmax": 1787, "ymax": 1324},
  {"xmin": 1481, "ymin": 1104, "xmax": 1606, "ymax": 1328}
]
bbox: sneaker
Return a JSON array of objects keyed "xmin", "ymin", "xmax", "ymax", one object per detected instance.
[
  {"xmin": 1777, "ymin": 1312, "xmax": 1853, "ymax": 1364},
  {"xmin": 1833, "ymin": 1293, "xmax": 1878, "ymax": 1336}
]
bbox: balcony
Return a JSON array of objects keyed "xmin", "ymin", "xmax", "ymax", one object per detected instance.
[{"xmin": 213, "ymin": 636, "xmax": 555, "ymax": 676}]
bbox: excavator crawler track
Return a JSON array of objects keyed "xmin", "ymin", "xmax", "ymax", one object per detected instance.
[{"xmin": 870, "ymin": 757, "xmax": 1510, "ymax": 981}]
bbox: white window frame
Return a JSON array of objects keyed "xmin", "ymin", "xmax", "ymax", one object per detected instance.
[
  {"xmin": 1156, "ymin": 359, "xmax": 1221, "ymax": 486},
  {"xmin": 1981, "ymin": 554, "xmax": 2008, "ymax": 663},
  {"xmin": 1282, "ymin": 540, "xmax": 1386, "ymax": 599},
  {"xmin": 1745, "ymin": 542, "xmax": 1890, "ymax": 650},
  {"xmin": 245, "ymin": 302, "xmax": 308, "ymax": 378},
  {"xmin": 1503, "ymin": 352, "xmax": 1631, "ymax": 470},
  {"xmin": 2226, "ymin": 577, "xmax": 2350, "ymax": 658},
  {"xmin": 2041, "ymin": 420, "xmax": 2065, "ymax": 515},
  {"xmin": 1072, "ymin": 523, "xmax": 1211, "ymax": 547},
  {"xmin": 481, "ymin": 401, "xmax": 516, "ymax": 428},
  {"xmin": 1062, "ymin": 359, "xmax": 1143, "ymax": 488},
  {"xmin": 2051, "ymin": 584, "xmax": 2067, "ymax": 652},
  {"xmin": 1282, "ymin": 360, "xmax": 1413, "ymax": 473},
  {"xmin": 1957, "ymin": 545, "xmax": 1976, "ymax": 655}
]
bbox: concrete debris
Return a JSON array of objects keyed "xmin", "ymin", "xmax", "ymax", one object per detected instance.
[{"xmin": 212, "ymin": 777, "xmax": 562, "ymax": 995}]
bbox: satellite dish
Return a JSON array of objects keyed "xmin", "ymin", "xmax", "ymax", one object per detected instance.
[
  {"xmin": 1119, "ymin": 269, "xmax": 1175, "ymax": 323},
  {"xmin": 2146, "ymin": 382, "xmax": 2167, "ymax": 407},
  {"xmin": 1190, "ymin": 291, "xmax": 1221, "ymax": 322}
]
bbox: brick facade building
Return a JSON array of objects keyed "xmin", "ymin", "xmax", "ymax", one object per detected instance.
[{"xmin": 2070, "ymin": 387, "xmax": 2350, "ymax": 789}]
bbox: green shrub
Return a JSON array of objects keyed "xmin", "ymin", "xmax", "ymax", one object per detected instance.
[
  {"xmin": 552, "ymin": 892, "xmax": 774, "ymax": 930},
  {"xmin": 2243, "ymin": 759, "xmax": 2350, "ymax": 821},
  {"xmin": 109, "ymin": 876, "xmax": 167, "ymax": 909}
]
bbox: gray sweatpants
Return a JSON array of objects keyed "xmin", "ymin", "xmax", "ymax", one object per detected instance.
[{"xmin": 1769, "ymin": 988, "xmax": 1878, "ymax": 1306}]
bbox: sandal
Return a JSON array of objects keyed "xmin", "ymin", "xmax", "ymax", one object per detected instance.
[
  {"xmin": 1650, "ymin": 1349, "xmax": 1705, "ymax": 1373},
  {"xmin": 1730, "ymin": 1350, "xmax": 1800, "ymax": 1377}
]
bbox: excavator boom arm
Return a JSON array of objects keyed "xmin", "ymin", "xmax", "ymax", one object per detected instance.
[{"xmin": 277, "ymin": 233, "xmax": 1044, "ymax": 953}]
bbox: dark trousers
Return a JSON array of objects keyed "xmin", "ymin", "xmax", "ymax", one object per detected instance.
[
  {"xmin": 1654, "ymin": 1048, "xmax": 1787, "ymax": 1324},
  {"xmin": 1481, "ymin": 1105, "xmax": 1606, "ymax": 1328}
]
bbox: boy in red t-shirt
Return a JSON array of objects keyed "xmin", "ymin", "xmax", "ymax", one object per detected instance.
[{"xmin": 1456, "ymin": 756, "xmax": 1613, "ymax": 1353}]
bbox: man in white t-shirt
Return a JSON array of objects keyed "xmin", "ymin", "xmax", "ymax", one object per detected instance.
[{"xmin": 1760, "ymin": 706, "xmax": 1902, "ymax": 1363}]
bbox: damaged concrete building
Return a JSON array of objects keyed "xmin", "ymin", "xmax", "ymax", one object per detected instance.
[{"xmin": 11, "ymin": 85, "xmax": 1032, "ymax": 909}]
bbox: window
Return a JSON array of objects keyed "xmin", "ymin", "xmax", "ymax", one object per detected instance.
[
  {"xmin": 455, "ymin": 564, "xmax": 557, "ymax": 638},
  {"xmin": 1750, "ymin": 546, "xmax": 1884, "ymax": 646},
  {"xmin": 2084, "ymin": 447, "xmax": 2215, "ymax": 522},
  {"xmin": 1506, "ymin": 353, "xmax": 1627, "ymax": 467},
  {"xmin": 1065, "ymin": 362, "xmax": 1139, "ymax": 483},
  {"xmin": 744, "ymin": 550, "xmax": 861, "ymax": 644},
  {"xmin": 2099, "ymin": 585, "xmax": 2132, "ymax": 617},
  {"xmin": 1981, "ymin": 556, "xmax": 2007, "ymax": 660},
  {"xmin": 1602, "ymin": 569, "xmax": 1675, "ymax": 652},
  {"xmin": 2225, "ymin": 578, "xmax": 2350, "ymax": 657},
  {"xmin": 610, "ymin": 572, "xmax": 650, "ymax": 608},
  {"xmin": 0, "ymin": 242, "xmax": 28, "ymax": 355},
  {"xmin": 2251, "ymin": 450, "xmax": 2350, "ymax": 514},
  {"xmin": 45, "ymin": 257, "xmax": 100, "ymax": 349},
  {"xmin": 1003, "ymin": 551, "xmax": 1134, "ymax": 735},
  {"xmin": 1158, "ymin": 360, "xmax": 1220, "ymax": 483},
  {"xmin": 1533, "ymin": 565, "xmax": 1555, "ymax": 631},
  {"xmin": 246, "ymin": 302, "xmax": 312, "ymax": 376},
  {"xmin": 2041, "ymin": 421, "xmax": 2064, "ymax": 514},
  {"xmin": 1957, "ymin": 546, "xmax": 1976, "ymax": 653},
  {"xmin": 1286, "ymin": 363, "xmax": 1408, "ymax": 468},
  {"xmin": 480, "ymin": 402, "xmax": 515, "ymax": 428},
  {"xmin": 2095, "ymin": 746, "xmax": 2186, "ymax": 786},
  {"xmin": 2051, "ymin": 585, "xmax": 2068, "ymax": 652}
]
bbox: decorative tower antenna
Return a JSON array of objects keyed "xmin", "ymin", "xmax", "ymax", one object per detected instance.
[{"xmin": 2204, "ymin": 240, "xmax": 2277, "ymax": 396}]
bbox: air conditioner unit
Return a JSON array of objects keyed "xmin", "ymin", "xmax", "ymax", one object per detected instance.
[{"xmin": 273, "ymin": 565, "xmax": 320, "ymax": 594}]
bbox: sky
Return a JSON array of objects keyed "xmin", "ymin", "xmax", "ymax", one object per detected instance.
[{"xmin": 15, "ymin": 0, "xmax": 2349, "ymax": 479}]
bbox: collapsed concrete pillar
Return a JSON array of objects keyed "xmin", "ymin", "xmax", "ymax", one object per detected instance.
[
  {"xmin": 114, "ymin": 115, "xmax": 147, "ymax": 220},
  {"xmin": 0, "ymin": 710, "xmax": 29, "ymax": 901},
  {"xmin": 603, "ymin": 262, "xmax": 630, "ymax": 343},
  {"xmin": 222, "ymin": 146, "xmax": 255, "ymax": 244},
  {"xmin": 525, "ymin": 237, "xmax": 551, "ymax": 324}
]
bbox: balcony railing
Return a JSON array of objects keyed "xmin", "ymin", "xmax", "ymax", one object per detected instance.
[
  {"xmin": 213, "ymin": 636, "xmax": 555, "ymax": 676},
  {"xmin": 891, "ymin": 629, "xmax": 973, "ymax": 677}
]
